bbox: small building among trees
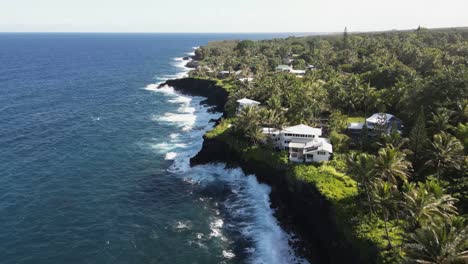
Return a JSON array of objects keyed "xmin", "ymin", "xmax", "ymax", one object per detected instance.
[{"xmin": 236, "ymin": 98, "xmax": 261, "ymax": 115}]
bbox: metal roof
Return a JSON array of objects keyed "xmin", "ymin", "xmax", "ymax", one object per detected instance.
[{"xmin": 283, "ymin": 124, "xmax": 322, "ymax": 136}]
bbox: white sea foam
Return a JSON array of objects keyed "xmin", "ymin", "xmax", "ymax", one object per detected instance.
[
  {"xmin": 165, "ymin": 152, "xmax": 177, "ymax": 160},
  {"xmin": 209, "ymin": 218, "xmax": 224, "ymax": 238},
  {"xmin": 168, "ymin": 96, "xmax": 192, "ymax": 104},
  {"xmin": 185, "ymin": 165, "xmax": 309, "ymax": 264},
  {"xmin": 174, "ymin": 220, "xmax": 192, "ymax": 231},
  {"xmin": 222, "ymin": 250, "xmax": 236, "ymax": 259},
  {"xmin": 144, "ymin": 83, "xmax": 159, "ymax": 92},
  {"xmin": 169, "ymin": 133, "xmax": 180, "ymax": 140},
  {"xmin": 150, "ymin": 142, "xmax": 187, "ymax": 153}
]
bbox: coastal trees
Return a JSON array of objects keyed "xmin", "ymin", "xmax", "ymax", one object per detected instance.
[
  {"xmin": 429, "ymin": 108, "xmax": 454, "ymax": 135},
  {"xmin": 374, "ymin": 146, "xmax": 412, "ymax": 185},
  {"xmin": 402, "ymin": 220, "xmax": 468, "ymax": 264},
  {"xmin": 346, "ymin": 152, "xmax": 377, "ymax": 213},
  {"xmin": 425, "ymin": 132, "xmax": 464, "ymax": 181},
  {"xmin": 372, "ymin": 180, "xmax": 399, "ymax": 248},
  {"xmin": 233, "ymin": 106, "xmax": 265, "ymax": 144},
  {"xmin": 402, "ymin": 181, "xmax": 458, "ymax": 229},
  {"xmin": 409, "ymin": 107, "xmax": 429, "ymax": 169},
  {"xmin": 190, "ymin": 27, "xmax": 468, "ymax": 264}
]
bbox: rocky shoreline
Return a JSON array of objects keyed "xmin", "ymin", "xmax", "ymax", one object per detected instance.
[{"xmin": 159, "ymin": 77, "xmax": 368, "ymax": 264}]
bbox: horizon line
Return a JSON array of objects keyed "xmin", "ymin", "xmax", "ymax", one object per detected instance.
[
  {"xmin": 0, "ymin": 26, "xmax": 466, "ymax": 35},
  {"xmin": 0, "ymin": 31, "xmax": 329, "ymax": 34}
]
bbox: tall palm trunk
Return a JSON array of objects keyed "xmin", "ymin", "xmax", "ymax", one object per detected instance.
[
  {"xmin": 383, "ymin": 212, "xmax": 393, "ymax": 249},
  {"xmin": 364, "ymin": 183, "xmax": 374, "ymax": 215}
]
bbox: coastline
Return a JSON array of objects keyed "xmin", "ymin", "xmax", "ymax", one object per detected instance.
[
  {"xmin": 155, "ymin": 52, "xmax": 313, "ymax": 263},
  {"xmin": 158, "ymin": 77, "xmax": 366, "ymax": 264}
]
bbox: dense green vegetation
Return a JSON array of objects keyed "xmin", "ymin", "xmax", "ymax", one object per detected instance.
[{"xmin": 192, "ymin": 28, "xmax": 468, "ymax": 263}]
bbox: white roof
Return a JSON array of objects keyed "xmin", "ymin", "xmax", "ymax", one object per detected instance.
[
  {"xmin": 366, "ymin": 113, "xmax": 397, "ymax": 123},
  {"xmin": 304, "ymin": 138, "xmax": 333, "ymax": 153},
  {"xmin": 276, "ymin": 65, "xmax": 292, "ymax": 70},
  {"xmin": 239, "ymin": 77, "xmax": 254, "ymax": 82},
  {"xmin": 320, "ymin": 142, "xmax": 333, "ymax": 153},
  {"xmin": 348, "ymin": 122, "xmax": 364, "ymax": 129},
  {"xmin": 262, "ymin": 127, "xmax": 280, "ymax": 135},
  {"xmin": 237, "ymin": 98, "xmax": 260, "ymax": 105},
  {"xmin": 289, "ymin": 137, "xmax": 333, "ymax": 153},
  {"xmin": 283, "ymin": 124, "xmax": 322, "ymax": 136},
  {"xmin": 291, "ymin": 70, "xmax": 306, "ymax": 74}
]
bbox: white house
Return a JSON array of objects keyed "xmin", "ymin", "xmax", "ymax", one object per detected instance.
[
  {"xmin": 276, "ymin": 65, "xmax": 293, "ymax": 72},
  {"xmin": 236, "ymin": 98, "xmax": 261, "ymax": 115},
  {"xmin": 280, "ymin": 124, "xmax": 322, "ymax": 148},
  {"xmin": 289, "ymin": 137, "xmax": 333, "ymax": 163},
  {"xmin": 291, "ymin": 69, "xmax": 306, "ymax": 77},
  {"xmin": 238, "ymin": 77, "xmax": 255, "ymax": 83},
  {"xmin": 347, "ymin": 113, "xmax": 403, "ymax": 135},
  {"xmin": 218, "ymin": 70, "xmax": 231, "ymax": 78},
  {"xmin": 218, "ymin": 70, "xmax": 242, "ymax": 78},
  {"xmin": 263, "ymin": 124, "xmax": 332, "ymax": 163},
  {"xmin": 365, "ymin": 113, "xmax": 403, "ymax": 132}
]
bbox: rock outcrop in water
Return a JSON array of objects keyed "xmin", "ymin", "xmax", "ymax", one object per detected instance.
[
  {"xmin": 160, "ymin": 77, "xmax": 368, "ymax": 264},
  {"xmin": 184, "ymin": 60, "xmax": 200, "ymax": 68},
  {"xmin": 159, "ymin": 78, "xmax": 228, "ymax": 114}
]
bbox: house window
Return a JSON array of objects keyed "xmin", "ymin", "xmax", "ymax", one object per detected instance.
[{"xmin": 317, "ymin": 151, "xmax": 327, "ymax": 155}]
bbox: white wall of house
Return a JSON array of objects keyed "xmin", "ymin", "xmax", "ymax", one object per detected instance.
[
  {"xmin": 262, "ymin": 125, "xmax": 332, "ymax": 163},
  {"xmin": 305, "ymin": 150, "xmax": 331, "ymax": 162}
]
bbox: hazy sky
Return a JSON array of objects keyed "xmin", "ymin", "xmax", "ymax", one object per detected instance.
[{"xmin": 0, "ymin": 0, "xmax": 467, "ymax": 33}]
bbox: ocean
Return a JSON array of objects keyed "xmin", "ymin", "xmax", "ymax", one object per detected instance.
[{"xmin": 0, "ymin": 33, "xmax": 308, "ymax": 264}]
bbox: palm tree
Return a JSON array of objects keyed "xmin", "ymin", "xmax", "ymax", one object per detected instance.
[
  {"xmin": 429, "ymin": 108, "xmax": 453, "ymax": 134},
  {"xmin": 452, "ymin": 99, "xmax": 468, "ymax": 124},
  {"xmin": 258, "ymin": 108, "xmax": 281, "ymax": 143},
  {"xmin": 402, "ymin": 182, "xmax": 458, "ymax": 228},
  {"xmin": 403, "ymin": 220, "xmax": 468, "ymax": 264},
  {"xmin": 425, "ymin": 132, "xmax": 464, "ymax": 181},
  {"xmin": 378, "ymin": 128, "xmax": 410, "ymax": 151},
  {"xmin": 346, "ymin": 152, "xmax": 377, "ymax": 214},
  {"xmin": 234, "ymin": 106, "xmax": 259, "ymax": 136},
  {"xmin": 246, "ymin": 126, "xmax": 266, "ymax": 145},
  {"xmin": 375, "ymin": 146, "xmax": 412, "ymax": 184},
  {"xmin": 372, "ymin": 180, "xmax": 399, "ymax": 249},
  {"xmin": 266, "ymin": 95, "xmax": 282, "ymax": 113}
]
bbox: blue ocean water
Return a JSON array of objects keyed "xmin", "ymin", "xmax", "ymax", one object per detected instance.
[{"xmin": 0, "ymin": 33, "xmax": 308, "ymax": 264}]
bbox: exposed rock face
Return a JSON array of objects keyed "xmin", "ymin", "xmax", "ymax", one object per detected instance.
[
  {"xmin": 190, "ymin": 136, "xmax": 369, "ymax": 264},
  {"xmin": 185, "ymin": 60, "xmax": 200, "ymax": 68},
  {"xmin": 159, "ymin": 78, "xmax": 228, "ymax": 114},
  {"xmin": 161, "ymin": 77, "xmax": 372, "ymax": 264}
]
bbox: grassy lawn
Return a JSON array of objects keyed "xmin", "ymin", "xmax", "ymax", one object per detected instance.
[
  {"xmin": 347, "ymin": 116, "xmax": 366, "ymax": 123},
  {"xmin": 193, "ymin": 76, "xmax": 236, "ymax": 92},
  {"xmin": 205, "ymin": 118, "xmax": 233, "ymax": 139}
]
